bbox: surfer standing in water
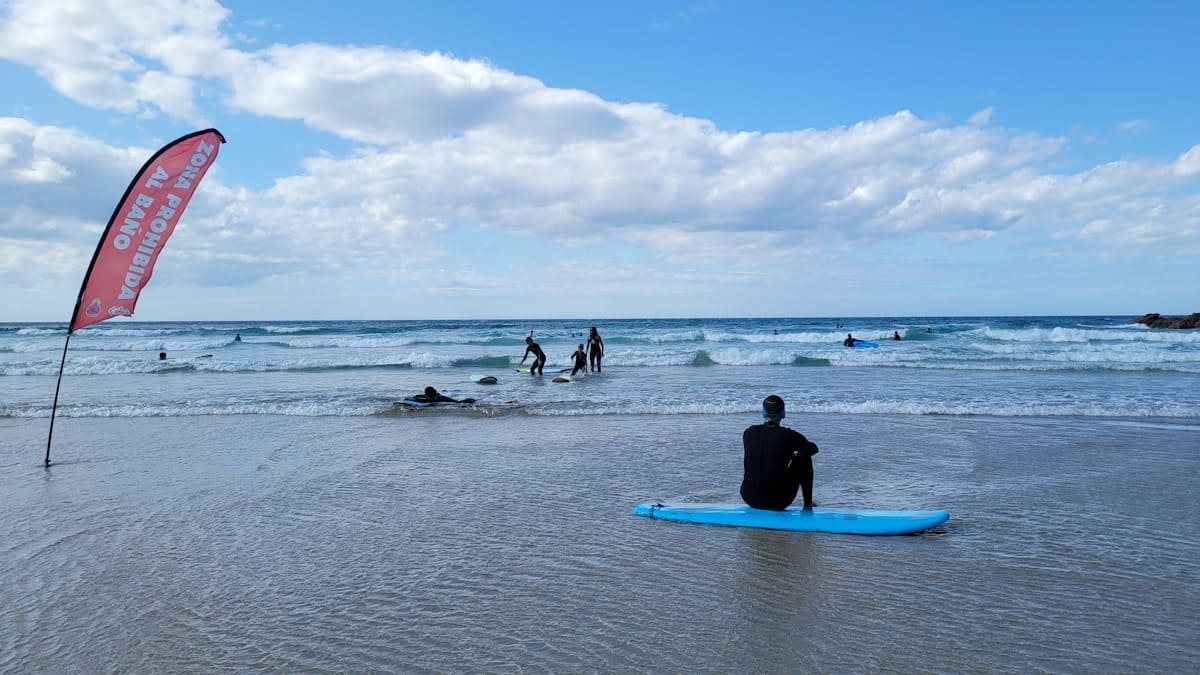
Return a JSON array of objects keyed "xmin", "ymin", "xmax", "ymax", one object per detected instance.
[
  {"xmin": 521, "ymin": 336, "xmax": 546, "ymax": 376},
  {"xmin": 570, "ymin": 343, "xmax": 588, "ymax": 377},
  {"xmin": 740, "ymin": 395, "xmax": 819, "ymax": 511},
  {"xmin": 587, "ymin": 326, "xmax": 604, "ymax": 372}
]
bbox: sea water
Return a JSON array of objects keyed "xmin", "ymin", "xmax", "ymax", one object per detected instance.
[
  {"xmin": 3, "ymin": 316, "xmax": 1198, "ymax": 419},
  {"xmin": 1, "ymin": 316, "xmax": 1197, "ymax": 671}
]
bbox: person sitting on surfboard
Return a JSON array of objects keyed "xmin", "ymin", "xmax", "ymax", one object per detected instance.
[
  {"xmin": 586, "ymin": 326, "xmax": 604, "ymax": 372},
  {"xmin": 570, "ymin": 344, "xmax": 588, "ymax": 376},
  {"xmin": 521, "ymin": 336, "xmax": 546, "ymax": 376},
  {"xmin": 740, "ymin": 395, "xmax": 819, "ymax": 511}
]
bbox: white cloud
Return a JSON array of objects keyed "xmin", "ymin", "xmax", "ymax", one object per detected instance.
[
  {"xmin": 0, "ymin": 0, "xmax": 230, "ymax": 122},
  {"xmin": 0, "ymin": 0, "xmax": 1197, "ymax": 318},
  {"xmin": 968, "ymin": 108, "xmax": 994, "ymax": 126},
  {"xmin": 1174, "ymin": 145, "xmax": 1200, "ymax": 177},
  {"xmin": 1117, "ymin": 119, "xmax": 1150, "ymax": 134},
  {"xmin": 0, "ymin": 117, "xmax": 149, "ymax": 227}
]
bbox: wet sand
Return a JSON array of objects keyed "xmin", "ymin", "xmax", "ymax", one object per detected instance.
[{"xmin": 2, "ymin": 412, "xmax": 1197, "ymax": 672}]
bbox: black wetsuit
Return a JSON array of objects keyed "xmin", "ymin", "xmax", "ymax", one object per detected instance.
[
  {"xmin": 406, "ymin": 392, "xmax": 468, "ymax": 404},
  {"xmin": 587, "ymin": 333, "xmax": 604, "ymax": 372},
  {"xmin": 740, "ymin": 421, "xmax": 819, "ymax": 510},
  {"xmin": 570, "ymin": 349, "xmax": 587, "ymax": 376},
  {"xmin": 522, "ymin": 342, "xmax": 546, "ymax": 375}
]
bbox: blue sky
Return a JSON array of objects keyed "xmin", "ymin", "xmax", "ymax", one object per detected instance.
[{"xmin": 1, "ymin": 0, "xmax": 1197, "ymax": 321}]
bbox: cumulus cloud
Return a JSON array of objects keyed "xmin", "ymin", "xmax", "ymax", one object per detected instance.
[
  {"xmin": 0, "ymin": 0, "xmax": 1197, "ymax": 317},
  {"xmin": 0, "ymin": 118, "xmax": 150, "ymax": 230},
  {"xmin": 0, "ymin": 0, "xmax": 230, "ymax": 122}
]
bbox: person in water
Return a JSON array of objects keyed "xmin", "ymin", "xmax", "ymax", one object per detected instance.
[
  {"xmin": 521, "ymin": 336, "xmax": 546, "ymax": 376},
  {"xmin": 235, "ymin": 332, "xmax": 241, "ymax": 342},
  {"xmin": 740, "ymin": 395, "xmax": 819, "ymax": 511},
  {"xmin": 409, "ymin": 386, "xmax": 468, "ymax": 404},
  {"xmin": 586, "ymin": 326, "xmax": 604, "ymax": 372},
  {"xmin": 843, "ymin": 333, "xmax": 857, "ymax": 347},
  {"xmin": 570, "ymin": 343, "xmax": 588, "ymax": 376},
  {"xmin": 893, "ymin": 331, "xmax": 902, "ymax": 341}
]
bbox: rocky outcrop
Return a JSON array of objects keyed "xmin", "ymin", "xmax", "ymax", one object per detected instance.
[{"xmin": 1131, "ymin": 313, "xmax": 1200, "ymax": 329}]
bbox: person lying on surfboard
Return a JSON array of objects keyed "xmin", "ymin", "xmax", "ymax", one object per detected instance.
[
  {"xmin": 406, "ymin": 386, "xmax": 473, "ymax": 404},
  {"xmin": 569, "ymin": 344, "xmax": 588, "ymax": 377},
  {"xmin": 520, "ymin": 336, "xmax": 546, "ymax": 376},
  {"xmin": 740, "ymin": 395, "xmax": 819, "ymax": 511}
]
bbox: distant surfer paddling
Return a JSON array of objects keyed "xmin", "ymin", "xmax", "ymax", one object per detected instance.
[
  {"xmin": 521, "ymin": 336, "xmax": 546, "ymax": 376},
  {"xmin": 741, "ymin": 395, "xmax": 819, "ymax": 511},
  {"xmin": 587, "ymin": 326, "xmax": 604, "ymax": 372}
]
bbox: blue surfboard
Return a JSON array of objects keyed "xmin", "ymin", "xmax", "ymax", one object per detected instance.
[
  {"xmin": 633, "ymin": 502, "xmax": 948, "ymax": 535},
  {"xmin": 853, "ymin": 341, "xmax": 879, "ymax": 349}
]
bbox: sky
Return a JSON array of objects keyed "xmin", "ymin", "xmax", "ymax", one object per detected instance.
[{"xmin": 1, "ymin": 0, "xmax": 1197, "ymax": 321}]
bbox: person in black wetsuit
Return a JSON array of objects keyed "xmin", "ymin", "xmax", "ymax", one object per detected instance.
[
  {"xmin": 570, "ymin": 343, "xmax": 588, "ymax": 376},
  {"xmin": 411, "ymin": 386, "xmax": 458, "ymax": 403},
  {"xmin": 521, "ymin": 336, "xmax": 546, "ymax": 376},
  {"xmin": 740, "ymin": 395, "xmax": 819, "ymax": 511},
  {"xmin": 586, "ymin": 326, "xmax": 604, "ymax": 372},
  {"xmin": 893, "ymin": 331, "xmax": 902, "ymax": 341},
  {"xmin": 843, "ymin": 333, "xmax": 857, "ymax": 347}
]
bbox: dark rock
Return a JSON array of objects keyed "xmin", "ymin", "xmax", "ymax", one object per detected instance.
[{"xmin": 1131, "ymin": 313, "xmax": 1200, "ymax": 329}]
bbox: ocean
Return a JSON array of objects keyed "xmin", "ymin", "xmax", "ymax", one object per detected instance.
[{"xmin": 1, "ymin": 316, "xmax": 1197, "ymax": 672}]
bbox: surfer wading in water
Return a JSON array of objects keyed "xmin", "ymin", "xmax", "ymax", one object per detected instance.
[
  {"xmin": 521, "ymin": 335, "xmax": 547, "ymax": 376},
  {"xmin": 587, "ymin": 326, "xmax": 604, "ymax": 372},
  {"xmin": 570, "ymin": 343, "xmax": 588, "ymax": 377},
  {"xmin": 740, "ymin": 395, "xmax": 819, "ymax": 511}
]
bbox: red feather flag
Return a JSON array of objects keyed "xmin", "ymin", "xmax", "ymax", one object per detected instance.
[
  {"xmin": 70, "ymin": 128, "xmax": 226, "ymax": 331},
  {"xmin": 46, "ymin": 128, "xmax": 226, "ymax": 465}
]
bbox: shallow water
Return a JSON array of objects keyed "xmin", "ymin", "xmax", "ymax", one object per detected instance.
[{"xmin": 2, "ymin": 411, "xmax": 1196, "ymax": 672}]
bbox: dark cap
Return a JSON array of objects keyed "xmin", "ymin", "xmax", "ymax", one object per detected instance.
[{"xmin": 762, "ymin": 394, "xmax": 785, "ymax": 420}]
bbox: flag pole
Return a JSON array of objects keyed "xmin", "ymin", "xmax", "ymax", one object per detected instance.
[{"xmin": 45, "ymin": 332, "xmax": 73, "ymax": 466}]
